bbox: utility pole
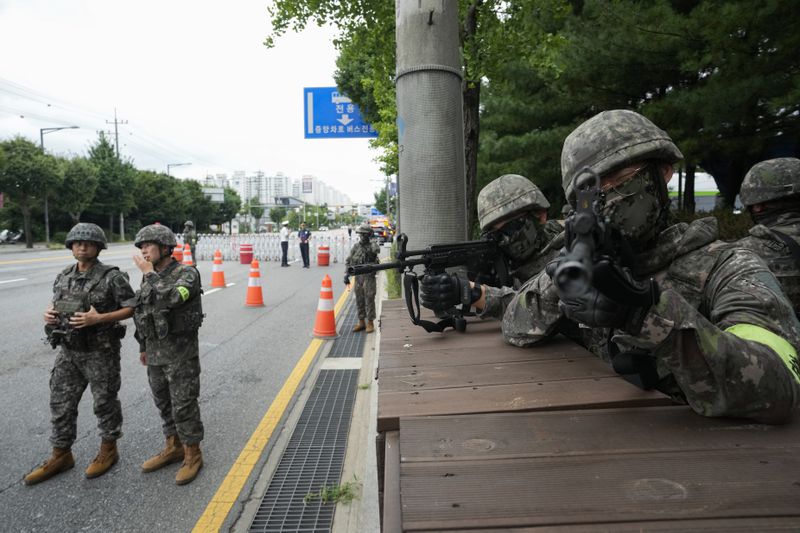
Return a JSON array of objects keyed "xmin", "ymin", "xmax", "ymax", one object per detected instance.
[{"xmin": 106, "ymin": 108, "xmax": 128, "ymax": 158}]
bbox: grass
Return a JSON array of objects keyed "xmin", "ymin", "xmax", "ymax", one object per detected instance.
[
  {"xmin": 358, "ymin": 383, "xmax": 371, "ymax": 390},
  {"xmin": 303, "ymin": 478, "xmax": 360, "ymax": 505},
  {"xmin": 385, "ymin": 241, "xmax": 401, "ymax": 299}
]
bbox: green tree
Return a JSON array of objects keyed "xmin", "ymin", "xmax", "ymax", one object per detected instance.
[
  {"xmin": 57, "ymin": 157, "xmax": 99, "ymax": 224},
  {"xmin": 269, "ymin": 206, "xmax": 287, "ymax": 226},
  {"xmin": 217, "ymin": 187, "xmax": 241, "ymax": 234},
  {"xmin": 0, "ymin": 137, "xmax": 59, "ymax": 247},
  {"xmin": 248, "ymin": 196, "xmax": 265, "ymax": 231},
  {"xmin": 373, "ymin": 188, "xmax": 395, "ymax": 218},
  {"xmin": 86, "ymin": 132, "xmax": 136, "ymax": 238}
]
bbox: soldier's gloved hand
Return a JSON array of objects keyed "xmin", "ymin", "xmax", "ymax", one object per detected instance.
[
  {"xmin": 420, "ymin": 273, "xmax": 481, "ymax": 311},
  {"xmin": 343, "ymin": 274, "xmax": 351, "ymax": 286},
  {"xmin": 558, "ymin": 287, "xmax": 631, "ymax": 329}
]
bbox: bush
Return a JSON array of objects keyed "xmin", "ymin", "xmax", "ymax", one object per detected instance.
[
  {"xmin": 386, "ymin": 241, "xmax": 401, "ymax": 299},
  {"xmin": 51, "ymin": 231, "xmax": 68, "ymax": 245}
]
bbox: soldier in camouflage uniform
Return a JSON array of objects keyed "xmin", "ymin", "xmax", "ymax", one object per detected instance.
[
  {"xmin": 133, "ymin": 224, "xmax": 206, "ymax": 485},
  {"xmin": 344, "ymin": 223, "xmax": 380, "ymax": 333},
  {"xmin": 420, "ymin": 173, "xmax": 563, "ymax": 321},
  {"xmin": 183, "ymin": 220, "xmax": 197, "ymax": 265},
  {"xmin": 502, "ymin": 110, "xmax": 800, "ymax": 423},
  {"xmin": 25, "ymin": 223, "xmax": 135, "ymax": 485},
  {"xmin": 736, "ymin": 158, "xmax": 800, "ymax": 316}
]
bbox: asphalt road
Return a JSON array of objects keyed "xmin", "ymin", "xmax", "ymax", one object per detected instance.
[{"xmin": 0, "ymin": 238, "xmax": 351, "ymax": 532}]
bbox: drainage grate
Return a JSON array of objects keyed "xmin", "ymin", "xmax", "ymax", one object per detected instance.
[
  {"xmin": 249, "ymin": 369, "xmax": 359, "ymax": 533},
  {"xmin": 328, "ymin": 302, "xmax": 366, "ymax": 358}
]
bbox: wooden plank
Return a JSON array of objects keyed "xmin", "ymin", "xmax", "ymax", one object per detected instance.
[
  {"xmin": 378, "ymin": 378, "xmax": 671, "ymax": 432},
  {"xmin": 398, "ymin": 407, "xmax": 800, "ymax": 462},
  {"xmin": 380, "ymin": 356, "xmax": 615, "ymax": 392},
  {"xmin": 379, "ymin": 336, "xmax": 591, "ymax": 370},
  {"xmin": 399, "ymin": 449, "xmax": 800, "ymax": 530},
  {"xmin": 413, "ymin": 517, "xmax": 800, "ymax": 532},
  {"xmin": 383, "ymin": 431, "xmax": 402, "ymax": 533}
]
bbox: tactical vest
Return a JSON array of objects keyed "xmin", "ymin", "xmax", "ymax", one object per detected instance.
[
  {"xmin": 48, "ymin": 262, "xmax": 124, "ymax": 351},
  {"xmin": 135, "ymin": 264, "xmax": 204, "ymax": 341}
]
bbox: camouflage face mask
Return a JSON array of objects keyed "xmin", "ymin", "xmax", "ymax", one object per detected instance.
[
  {"xmin": 495, "ymin": 215, "xmax": 541, "ymax": 263},
  {"xmin": 602, "ymin": 166, "xmax": 667, "ymax": 249}
]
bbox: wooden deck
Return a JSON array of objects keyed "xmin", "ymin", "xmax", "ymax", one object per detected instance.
[{"xmin": 376, "ymin": 299, "xmax": 800, "ymax": 532}]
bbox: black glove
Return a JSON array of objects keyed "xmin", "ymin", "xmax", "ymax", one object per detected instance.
[
  {"xmin": 420, "ymin": 273, "xmax": 481, "ymax": 311},
  {"xmin": 343, "ymin": 274, "xmax": 351, "ymax": 286},
  {"xmin": 558, "ymin": 287, "xmax": 631, "ymax": 329}
]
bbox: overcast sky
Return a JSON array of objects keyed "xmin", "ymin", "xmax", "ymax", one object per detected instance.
[{"xmin": 0, "ymin": 0, "xmax": 386, "ymax": 203}]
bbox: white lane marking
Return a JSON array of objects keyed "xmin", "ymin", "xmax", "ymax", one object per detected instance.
[
  {"xmin": 204, "ymin": 282, "xmax": 236, "ymax": 295},
  {"xmin": 0, "ymin": 277, "xmax": 27, "ymax": 285}
]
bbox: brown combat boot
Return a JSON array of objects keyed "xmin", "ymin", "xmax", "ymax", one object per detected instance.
[
  {"xmin": 365, "ymin": 320, "xmax": 375, "ymax": 333},
  {"xmin": 175, "ymin": 444, "xmax": 203, "ymax": 485},
  {"xmin": 141, "ymin": 435, "xmax": 184, "ymax": 473},
  {"xmin": 24, "ymin": 447, "xmax": 75, "ymax": 485},
  {"xmin": 85, "ymin": 439, "xmax": 119, "ymax": 479},
  {"xmin": 352, "ymin": 319, "xmax": 366, "ymax": 332}
]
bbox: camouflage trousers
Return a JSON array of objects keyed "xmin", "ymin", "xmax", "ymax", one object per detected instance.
[
  {"xmin": 354, "ymin": 273, "xmax": 377, "ymax": 321},
  {"xmin": 49, "ymin": 347, "xmax": 122, "ymax": 449},
  {"xmin": 147, "ymin": 357, "xmax": 204, "ymax": 445}
]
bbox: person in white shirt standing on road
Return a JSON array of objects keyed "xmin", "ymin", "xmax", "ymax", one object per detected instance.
[{"xmin": 280, "ymin": 221, "xmax": 291, "ymax": 267}]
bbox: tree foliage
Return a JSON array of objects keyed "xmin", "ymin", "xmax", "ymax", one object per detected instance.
[{"xmin": 58, "ymin": 157, "xmax": 99, "ymax": 224}]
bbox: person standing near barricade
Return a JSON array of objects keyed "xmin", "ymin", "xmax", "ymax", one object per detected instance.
[
  {"xmin": 280, "ymin": 220, "xmax": 291, "ymax": 267},
  {"xmin": 25, "ymin": 223, "xmax": 135, "ymax": 485},
  {"xmin": 132, "ymin": 224, "xmax": 206, "ymax": 485},
  {"xmin": 298, "ymin": 222, "xmax": 312, "ymax": 268},
  {"xmin": 183, "ymin": 221, "xmax": 197, "ymax": 264},
  {"xmin": 344, "ymin": 223, "xmax": 380, "ymax": 333}
]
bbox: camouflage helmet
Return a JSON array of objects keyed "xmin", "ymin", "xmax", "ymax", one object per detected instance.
[
  {"xmin": 65, "ymin": 222, "xmax": 107, "ymax": 250},
  {"xmin": 739, "ymin": 157, "xmax": 800, "ymax": 207},
  {"xmin": 356, "ymin": 223, "xmax": 373, "ymax": 234},
  {"xmin": 561, "ymin": 110, "xmax": 683, "ymax": 202},
  {"xmin": 184, "ymin": 220, "xmax": 194, "ymax": 228},
  {"xmin": 477, "ymin": 174, "xmax": 551, "ymax": 231},
  {"xmin": 134, "ymin": 224, "xmax": 177, "ymax": 248}
]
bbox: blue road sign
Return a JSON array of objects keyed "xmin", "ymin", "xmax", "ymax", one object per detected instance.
[{"xmin": 303, "ymin": 87, "xmax": 378, "ymax": 139}]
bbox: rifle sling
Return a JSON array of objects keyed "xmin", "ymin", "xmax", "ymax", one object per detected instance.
[{"xmin": 403, "ymin": 274, "xmax": 455, "ymax": 333}]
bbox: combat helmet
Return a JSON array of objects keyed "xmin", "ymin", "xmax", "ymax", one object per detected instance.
[
  {"xmin": 184, "ymin": 220, "xmax": 194, "ymax": 228},
  {"xmin": 561, "ymin": 110, "xmax": 683, "ymax": 202},
  {"xmin": 477, "ymin": 174, "xmax": 550, "ymax": 232},
  {"xmin": 134, "ymin": 224, "xmax": 178, "ymax": 249},
  {"xmin": 65, "ymin": 222, "xmax": 107, "ymax": 250},
  {"xmin": 739, "ymin": 157, "xmax": 800, "ymax": 207},
  {"xmin": 356, "ymin": 223, "xmax": 373, "ymax": 234}
]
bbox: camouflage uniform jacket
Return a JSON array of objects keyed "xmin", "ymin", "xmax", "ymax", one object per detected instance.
[
  {"xmin": 48, "ymin": 261, "xmax": 135, "ymax": 351},
  {"xmin": 502, "ymin": 217, "xmax": 800, "ymax": 423},
  {"xmin": 346, "ymin": 240, "xmax": 381, "ymax": 274},
  {"xmin": 479, "ymin": 220, "xmax": 564, "ymax": 320},
  {"xmin": 737, "ymin": 213, "xmax": 800, "ymax": 317},
  {"xmin": 134, "ymin": 260, "xmax": 203, "ymax": 365},
  {"xmin": 184, "ymin": 228, "xmax": 198, "ymax": 248}
]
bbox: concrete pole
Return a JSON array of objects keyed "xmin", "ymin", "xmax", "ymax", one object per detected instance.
[{"xmin": 396, "ymin": 0, "xmax": 466, "ymax": 249}]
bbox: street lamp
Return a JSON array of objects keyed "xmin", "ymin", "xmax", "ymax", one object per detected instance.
[
  {"xmin": 167, "ymin": 162, "xmax": 192, "ymax": 176},
  {"xmin": 40, "ymin": 126, "xmax": 79, "ymax": 244}
]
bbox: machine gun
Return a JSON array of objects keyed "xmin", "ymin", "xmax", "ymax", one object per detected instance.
[
  {"xmin": 47, "ymin": 298, "xmax": 87, "ymax": 349},
  {"xmin": 347, "ymin": 233, "xmax": 511, "ymax": 333},
  {"xmin": 553, "ymin": 167, "xmax": 658, "ymax": 307}
]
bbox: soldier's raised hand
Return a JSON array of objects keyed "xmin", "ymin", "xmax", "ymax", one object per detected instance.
[{"xmin": 44, "ymin": 305, "xmax": 58, "ymax": 325}]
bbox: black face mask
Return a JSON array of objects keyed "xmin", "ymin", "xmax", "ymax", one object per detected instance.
[{"xmin": 492, "ymin": 214, "xmax": 542, "ymax": 264}]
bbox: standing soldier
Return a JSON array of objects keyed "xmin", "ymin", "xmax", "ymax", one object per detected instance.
[
  {"xmin": 132, "ymin": 224, "xmax": 206, "ymax": 485},
  {"xmin": 183, "ymin": 220, "xmax": 197, "ymax": 265},
  {"xmin": 344, "ymin": 223, "xmax": 380, "ymax": 333},
  {"xmin": 25, "ymin": 223, "xmax": 134, "ymax": 485},
  {"xmin": 280, "ymin": 220, "xmax": 291, "ymax": 267},
  {"xmin": 298, "ymin": 222, "xmax": 312, "ymax": 268},
  {"xmin": 737, "ymin": 158, "xmax": 800, "ymax": 315}
]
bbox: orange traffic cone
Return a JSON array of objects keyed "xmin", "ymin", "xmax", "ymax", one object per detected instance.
[
  {"xmin": 182, "ymin": 244, "xmax": 194, "ymax": 266},
  {"xmin": 312, "ymin": 275, "xmax": 337, "ymax": 338},
  {"xmin": 245, "ymin": 260, "xmax": 265, "ymax": 307},
  {"xmin": 172, "ymin": 244, "xmax": 184, "ymax": 263},
  {"xmin": 211, "ymin": 250, "xmax": 226, "ymax": 288}
]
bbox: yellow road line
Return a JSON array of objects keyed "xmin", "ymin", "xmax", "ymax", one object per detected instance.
[{"xmin": 193, "ymin": 287, "xmax": 350, "ymax": 532}]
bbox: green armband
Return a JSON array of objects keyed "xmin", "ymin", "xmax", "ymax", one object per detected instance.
[
  {"xmin": 176, "ymin": 286, "xmax": 190, "ymax": 302},
  {"xmin": 726, "ymin": 323, "xmax": 800, "ymax": 383}
]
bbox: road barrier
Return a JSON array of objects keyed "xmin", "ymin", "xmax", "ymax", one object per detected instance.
[
  {"xmin": 187, "ymin": 233, "xmax": 361, "ymax": 264},
  {"xmin": 312, "ymin": 275, "xmax": 337, "ymax": 338},
  {"xmin": 317, "ymin": 245, "xmax": 330, "ymax": 266},
  {"xmin": 182, "ymin": 244, "xmax": 194, "ymax": 266},
  {"xmin": 245, "ymin": 260, "xmax": 265, "ymax": 307},
  {"xmin": 211, "ymin": 250, "xmax": 226, "ymax": 288}
]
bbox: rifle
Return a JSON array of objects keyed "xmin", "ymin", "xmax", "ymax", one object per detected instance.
[
  {"xmin": 347, "ymin": 233, "xmax": 511, "ymax": 332},
  {"xmin": 553, "ymin": 167, "xmax": 658, "ymax": 307}
]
